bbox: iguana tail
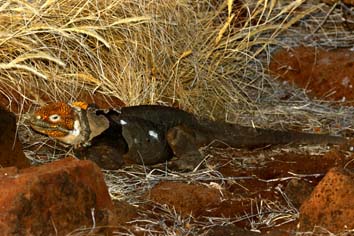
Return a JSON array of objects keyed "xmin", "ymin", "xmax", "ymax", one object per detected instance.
[{"xmin": 195, "ymin": 120, "xmax": 346, "ymax": 148}]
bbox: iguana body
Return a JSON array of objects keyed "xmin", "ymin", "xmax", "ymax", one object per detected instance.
[{"xmin": 29, "ymin": 102, "xmax": 346, "ymax": 170}]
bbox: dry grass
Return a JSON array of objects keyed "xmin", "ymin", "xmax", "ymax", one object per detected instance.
[
  {"xmin": 0, "ymin": 0, "xmax": 320, "ymax": 118},
  {"xmin": 100, "ymin": 162, "xmax": 297, "ymax": 235},
  {"xmin": 3, "ymin": 0, "xmax": 354, "ymax": 235}
]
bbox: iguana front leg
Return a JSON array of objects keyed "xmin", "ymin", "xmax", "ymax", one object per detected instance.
[
  {"xmin": 74, "ymin": 141, "xmax": 126, "ymax": 170},
  {"xmin": 166, "ymin": 125, "xmax": 204, "ymax": 171},
  {"xmin": 118, "ymin": 116, "xmax": 173, "ymax": 165}
]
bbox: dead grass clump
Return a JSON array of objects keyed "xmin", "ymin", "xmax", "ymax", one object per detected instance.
[
  {"xmin": 4, "ymin": 1, "xmax": 354, "ymax": 235},
  {"xmin": 0, "ymin": 0, "xmax": 318, "ymax": 117}
]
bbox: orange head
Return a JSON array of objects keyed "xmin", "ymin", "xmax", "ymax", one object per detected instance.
[{"xmin": 30, "ymin": 102, "xmax": 77, "ymax": 137}]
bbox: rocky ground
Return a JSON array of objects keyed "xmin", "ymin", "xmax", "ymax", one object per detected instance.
[
  {"xmin": 0, "ymin": 0, "xmax": 354, "ymax": 234},
  {"xmin": 0, "ymin": 45, "xmax": 354, "ymax": 235}
]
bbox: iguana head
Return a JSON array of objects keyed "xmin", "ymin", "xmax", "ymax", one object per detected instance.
[{"xmin": 29, "ymin": 101, "xmax": 108, "ymax": 146}]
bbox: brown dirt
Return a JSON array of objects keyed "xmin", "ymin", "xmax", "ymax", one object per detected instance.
[
  {"xmin": 109, "ymin": 46, "xmax": 354, "ymax": 235},
  {"xmin": 269, "ymin": 46, "xmax": 354, "ymax": 105},
  {"xmin": 4, "ymin": 46, "xmax": 354, "ymax": 235},
  {"xmin": 113, "ymin": 142, "xmax": 354, "ymax": 235}
]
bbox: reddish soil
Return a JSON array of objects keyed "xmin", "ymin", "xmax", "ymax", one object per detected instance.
[
  {"xmin": 3, "ymin": 46, "xmax": 354, "ymax": 235},
  {"xmin": 269, "ymin": 46, "xmax": 354, "ymax": 105},
  {"xmin": 111, "ymin": 46, "xmax": 354, "ymax": 235},
  {"xmin": 119, "ymin": 143, "xmax": 353, "ymax": 235}
]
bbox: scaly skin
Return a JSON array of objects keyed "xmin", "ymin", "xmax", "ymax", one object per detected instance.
[
  {"xmin": 30, "ymin": 101, "xmax": 107, "ymax": 146},
  {"xmin": 29, "ymin": 102, "xmax": 346, "ymax": 170},
  {"xmin": 30, "ymin": 102, "xmax": 77, "ymax": 139}
]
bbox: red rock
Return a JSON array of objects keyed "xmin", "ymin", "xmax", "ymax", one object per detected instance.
[
  {"xmin": 0, "ymin": 106, "xmax": 30, "ymax": 168},
  {"xmin": 299, "ymin": 167, "xmax": 354, "ymax": 233},
  {"xmin": 149, "ymin": 181, "xmax": 222, "ymax": 217},
  {"xmin": 0, "ymin": 157, "xmax": 114, "ymax": 235},
  {"xmin": 269, "ymin": 47, "xmax": 354, "ymax": 105}
]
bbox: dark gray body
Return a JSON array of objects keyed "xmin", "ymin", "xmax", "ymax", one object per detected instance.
[
  {"xmin": 118, "ymin": 105, "xmax": 345, "ymax": 147},
  {"xmin": 76, "ymin": 105, "xmax": 346, "ymax": 170},
  {"xmin": 118, "ymin": 116, "xmax": 172, "ymax": 165}
]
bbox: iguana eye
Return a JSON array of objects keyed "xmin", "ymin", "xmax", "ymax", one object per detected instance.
[{"xmin": 49, "ymin": 114, "xmax": 61, "ymax": 122}]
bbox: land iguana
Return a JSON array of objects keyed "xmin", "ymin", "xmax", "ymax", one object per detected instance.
[{"xmin": 29, "ymin": 101, "xmax": 346, "ymax": 170}]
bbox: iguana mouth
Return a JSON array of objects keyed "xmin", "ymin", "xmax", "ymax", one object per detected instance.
[{"xmin": 30, "ymin": 118, "xmax": 71, "ymax": 134}]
